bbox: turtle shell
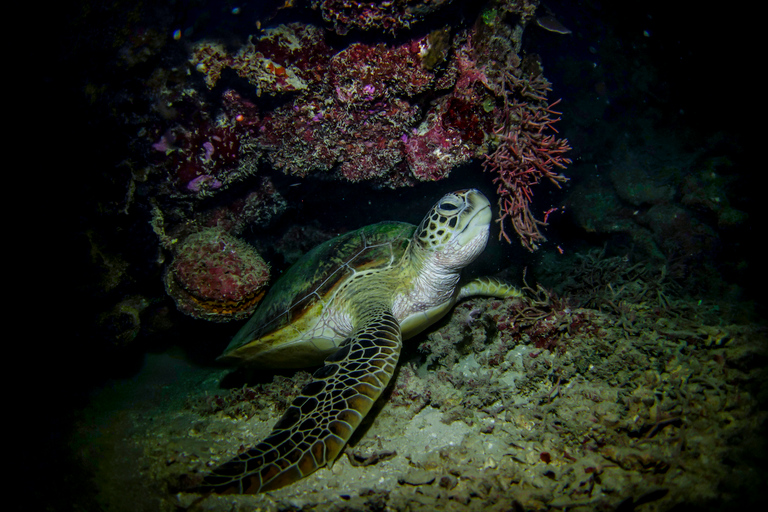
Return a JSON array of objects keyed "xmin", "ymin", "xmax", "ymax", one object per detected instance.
[{"xmin": 220, "ymin": 221, "xmax": 415, "ymax": 366}]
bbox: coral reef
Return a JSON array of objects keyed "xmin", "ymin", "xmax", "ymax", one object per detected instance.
[
  {"xmin": 404, "ymin": 98, "xmax": 478, "ymax": 182},
  {"xmin": 190, "ymin": 24, "xmax": 328, "ymax": 94},
  {"xmin": 470, "ymin": 1, "xmax": 571, "ymax": 249},
  {"xmin": 164, "ymin": 227, "xmax": 270, "ymax": 322},
  {"xmin": 192, "ymin": 177, "xmax": 288, "ymax": 236},
  {"xmin": 257, "ymin": 87, "xmax": 421, "ymax": 184},
  {"xmin": 166, "ymin": 4, "xmax": 568, "ymax": 234},
  {"xmin": 473, "ymin": 33, "xmax": 572, "ymax": 250},
  {"xmin": 250, "ymin": 31, "xmax": 442, "ymax": 185},
  {"xmin": 148, "ymin": 87, "xmax": 262, "ymax": 198},
  {"xmin": 482, "ymin": 91, "xmax": 571, "ymax": 250},
  {"xmin": 312, "ymin": 0, "xmax": 452, "ymax": 35}
]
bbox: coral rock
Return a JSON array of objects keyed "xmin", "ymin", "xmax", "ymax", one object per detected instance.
[
  {"xmin": 313, "ymin": 0, "xmax": 452, "ymax": 35},
  {"xmin": 190, "ymin": 24, "xmax": 328, "ymax": 95},
  {"xmin": 164, "ymin": 228, "xmax": 270, "ymax": 322},
  {"xmin": 405, "ymin": 103, "xmax": 475, "ymax": 182}
]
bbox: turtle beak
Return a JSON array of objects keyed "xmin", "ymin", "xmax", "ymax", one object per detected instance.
[{"xmin": 457, "ymin": 190, "xmax": 491, "ymax": 244}]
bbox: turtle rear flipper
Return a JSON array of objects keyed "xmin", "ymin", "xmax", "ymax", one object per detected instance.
[{"xmin": 191, "ymin": 308, "xmax": 402, "ymax": 494}]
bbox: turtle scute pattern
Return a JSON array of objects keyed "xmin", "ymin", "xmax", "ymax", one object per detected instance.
[
  {"xmin": 219, "ymin": 222, "xmax": 413, "ymax": 365},
  {"xmin": 193, "ymin": 307, "xmax": 402, "ymax": 494}
]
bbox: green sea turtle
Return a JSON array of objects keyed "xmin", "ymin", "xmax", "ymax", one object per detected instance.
[{"xmin": 192, "ymin": 189, "xmax": 522, "ymax": 494}]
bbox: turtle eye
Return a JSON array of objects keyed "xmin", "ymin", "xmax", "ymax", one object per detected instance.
[
  {"xmin": 439, "ymin": 201, "xmax": 459, "ymax": 211},
  {"xmin": 437, "ymin": 198, "xmax": 462, "ymax": 215}
]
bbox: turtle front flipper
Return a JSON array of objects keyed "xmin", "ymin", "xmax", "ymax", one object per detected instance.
[
  {"xmin": 192, "ymin": 309, "xmax": 402, "ymax": 494},
  {"xmin": 457, "ymin": 276, "xmax": 524, "ymax": 301}
]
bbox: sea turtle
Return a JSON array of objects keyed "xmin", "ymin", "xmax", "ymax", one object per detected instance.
[{"xmin": 192, "ymin": 189, "xmax": 522, "ymax": 494}]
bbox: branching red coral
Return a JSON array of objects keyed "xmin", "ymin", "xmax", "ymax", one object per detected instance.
[{"xmin": 483, "ymin": 73, "xmax": 571, "ymax": 250}]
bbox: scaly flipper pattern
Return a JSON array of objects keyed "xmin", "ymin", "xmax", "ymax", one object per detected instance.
[
  {"xmin": 192, "ymin": 309, "xmax": 402, "ymax": 494},
  {"xmin": 457, "ymin": 276, "xmax": 524, "ymax": 301}
]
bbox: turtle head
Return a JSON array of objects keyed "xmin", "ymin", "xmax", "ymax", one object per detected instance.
[{"xmin": 414, "ymin": 189, "xmax": 491, "ymax": 270}]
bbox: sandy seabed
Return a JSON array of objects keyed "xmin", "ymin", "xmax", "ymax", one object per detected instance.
[{"xmin": 72, "ymin": 292, "xmax": 766, "ymax": 512}]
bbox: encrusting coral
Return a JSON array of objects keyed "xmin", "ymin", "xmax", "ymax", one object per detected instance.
[{"xmin": 164, "ymin": 227, "xmax": 270, "ymax": 322}]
